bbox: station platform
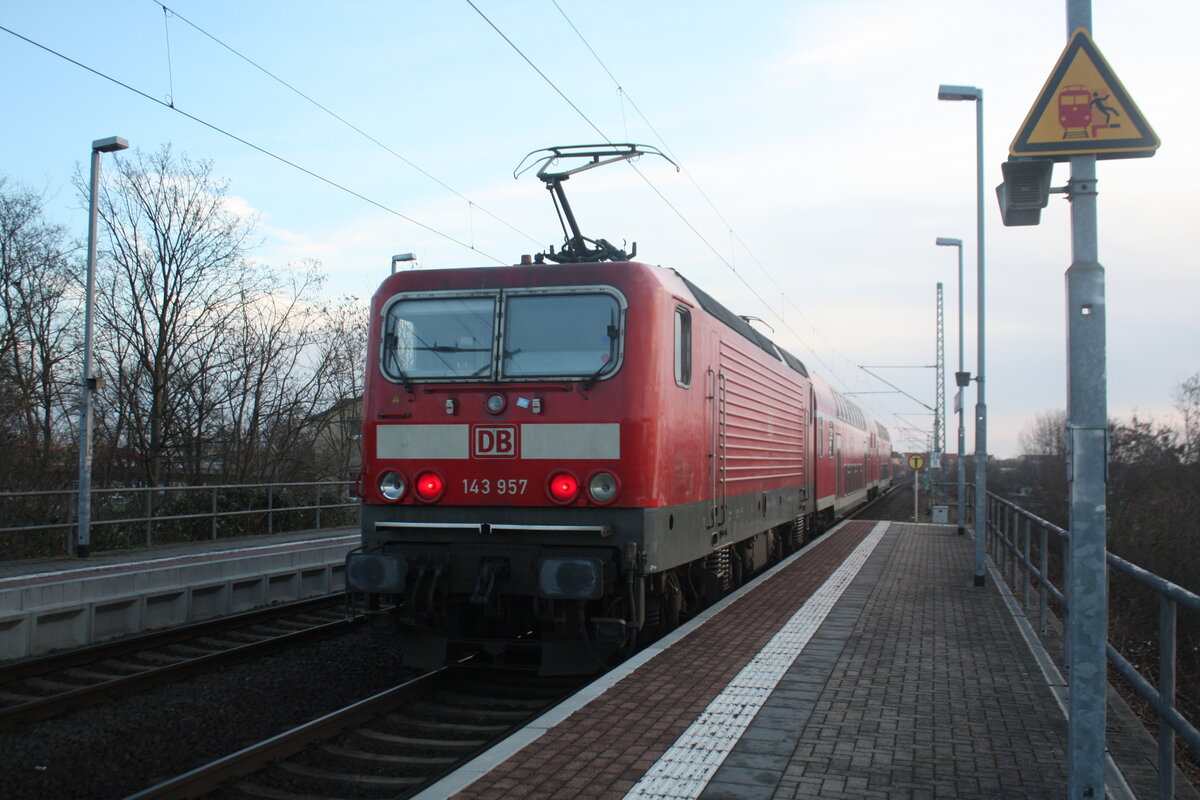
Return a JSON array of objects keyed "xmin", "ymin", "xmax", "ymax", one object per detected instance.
[
  {"xmin": 0, "ymin": 527, "xmax": 356, "ymax": 660},
  {"xmin": 419, "ymin": 520, "xmax": 1189, "ymax": 800}
]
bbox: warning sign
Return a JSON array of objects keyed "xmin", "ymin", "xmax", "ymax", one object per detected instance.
[
  {"xmin": 1009, "ymin": 29, "xmax": 1159, "ymax": 160},
  {"xmin": 907, "ymin": 454, "xmax": 925, "ymax": 471}
]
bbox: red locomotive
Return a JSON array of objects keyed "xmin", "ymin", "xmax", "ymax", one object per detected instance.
[{"xmin": 347, "ymin": 146, "xmax": 892, "ymax": 673}]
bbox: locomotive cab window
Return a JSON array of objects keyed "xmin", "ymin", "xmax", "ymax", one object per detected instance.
[
  {"xmin": 383, "ymin": 295, "xmax": 495, "ymax": 381},
  {"xmin": 380, "ymin": 287, "xmax": 625, "ymax": 384},
  {"xmin": 502, "ymin": 292, "xmax": 623, "ymax": 379},
  {"xmin": 674, "ymin": 306, "xmax": 692, "ymax": 387}
]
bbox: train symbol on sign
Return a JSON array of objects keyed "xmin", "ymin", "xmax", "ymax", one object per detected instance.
[
  {"xmin": 1058, "ymin": 84, "xmax": 1121, "ymax": 140},
  {"xmin": 472, "ymin": 425, "xmax": 518, "ymax": 458}
]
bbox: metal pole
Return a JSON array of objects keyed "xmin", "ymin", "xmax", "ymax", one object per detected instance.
[
  {"xmin": 1063, "ymin": 2, "xmax": 1107, "ymax": 796},
  {"xmin": 913, "ymin": 468, "xmax": 919, "ymax": 522},
  {"xmin": 972, "ymin": 91, "xmax": 988, "ymax": 588},
  {"xmin": 75, "ymin": 136, "xmax": 129, "ymax": 558},
  {"xmin": 1159, "ymin": 597, "xmax": 1176, "ymax": 800},
  {"xmin": 934, "ymin": 282, "xmax": 945, "ymax": 506},
  {"xmin": 956, "ymin": 242, "xmax": 966, "ymax": 537},
  {"xmin": 937, "ymin": 237, "xmax": 968, "ymax": 535},
  {"xmin": 75, "ymin": 147, "xmax": 102, "ymax": 558}
]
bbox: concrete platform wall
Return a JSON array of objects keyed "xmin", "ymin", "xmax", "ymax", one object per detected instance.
[{"xmin": 0, "ymin": 538, "xmax": 355, "ymax": 661}]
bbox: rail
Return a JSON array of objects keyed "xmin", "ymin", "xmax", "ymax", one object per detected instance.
[
  {"xmin": 0, "ymin": 481, "xmax": 356, "ymax": 560},
  {"xmin": 983, "ymin": 489, "xmax": 1199, "ymax": 800}
]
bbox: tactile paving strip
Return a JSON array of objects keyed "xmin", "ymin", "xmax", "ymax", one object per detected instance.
[{"xmin": 621, "ymin": 522, "xmax": 889, "ymax": 799}]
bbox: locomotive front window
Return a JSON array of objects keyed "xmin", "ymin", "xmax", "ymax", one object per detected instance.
[
  {"xmin": 502, "ymin": 293, "xmax": 622, "ymax": 379},
  {"xmin": 383, "ymin": 296, "xmax": 495, "ymax": 380}
]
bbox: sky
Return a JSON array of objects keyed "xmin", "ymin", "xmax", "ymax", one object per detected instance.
[{"xmin": 2, "ymin": 0, "xmax": 1196, "ymax": 458}]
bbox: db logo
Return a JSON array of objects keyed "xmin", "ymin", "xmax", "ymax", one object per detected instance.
[{"xmin": 472, "ymin": 425, "xmax": 518, "ymax": 459}]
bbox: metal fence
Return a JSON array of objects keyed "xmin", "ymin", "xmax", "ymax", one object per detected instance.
[
  {"xmin": 0, "ymin": 482, "xmax": 357, "ymax": 560},
  {"xmin": 984, "ymin": 490, "xmax": 1199, "ymax": 800}
]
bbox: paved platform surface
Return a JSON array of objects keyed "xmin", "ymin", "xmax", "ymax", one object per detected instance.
[{"xmin": 425, "ymin": 520, "xmax": 1166, "ymax": 800}]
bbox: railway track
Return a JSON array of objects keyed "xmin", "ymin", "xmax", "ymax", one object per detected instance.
[
  {"xmin": 128, "ymin": 665, "xmax": 587, "ymax": 800},
  {"xmin": 0, "ymin": 594, "xmax": 357, "ymax": 730},
  {"xmin": 126, "ymin": 495, "xmax": 913, "ymax": 800}
]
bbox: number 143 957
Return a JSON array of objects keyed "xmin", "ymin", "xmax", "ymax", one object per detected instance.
[{"xmin": 462, "ymin": 478, "xmax": 528, "ymax": 495}]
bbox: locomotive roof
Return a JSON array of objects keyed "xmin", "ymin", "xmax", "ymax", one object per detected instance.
[{"xmin": 674, "ymin": 272, "xmax": 809, "ymax": 380}]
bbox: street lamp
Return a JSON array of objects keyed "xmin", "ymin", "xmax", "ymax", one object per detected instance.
[
  {"xmin": 76, "ymin": 136, "xmax": 129, "ymax": 558},
  {"xmin": 935, "ymin": 237, "xmax": 967, "ymax": 539},
  {"xmin": 938, "ymin": 83, "xmax": 987, "ymax": 587}
]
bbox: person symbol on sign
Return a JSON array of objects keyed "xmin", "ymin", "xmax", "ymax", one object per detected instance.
[{"xmin": 1090, "ymin": 92, "xmax": 1120, "ymax": 125}]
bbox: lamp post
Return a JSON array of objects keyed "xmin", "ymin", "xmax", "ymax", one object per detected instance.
[
  {"xmin": 935, "ymin": 237, "xmax": 967, "ymax": 538},
  {"xmin": 76, "ymin": 136, "xmax": 129, "ymax": 558},
  {"xmin": 937, "ymin": 84, "xmax": 987, "ymax": 586}
]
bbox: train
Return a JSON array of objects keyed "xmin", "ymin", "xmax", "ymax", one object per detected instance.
[{"xmin": 346, "ymin": 145, "xmax": 892, "ymax": 674}]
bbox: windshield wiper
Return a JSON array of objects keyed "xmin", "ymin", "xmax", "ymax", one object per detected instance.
[
  {"xmin": 581, "ymin": 323, "xmax": 619, "ymax": 391},
  {"xmin": 384, "ymin": 333, "xmax": 412, "ymax": 392}
]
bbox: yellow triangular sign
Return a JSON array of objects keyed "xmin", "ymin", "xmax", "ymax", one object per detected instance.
[{"xmin": 1010, "ymin": 29, "xmax": 1159, "ymax": 160}]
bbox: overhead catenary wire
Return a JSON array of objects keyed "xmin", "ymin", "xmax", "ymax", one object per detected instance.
[
  {"xmin": 0, "ymin": 23, "xmax": 505, "ymax": 265},
  {"xmin": 148, "ymin": 0, "xmax": 542, "ymax": 249},
  {"xmin": 542, "ymin": 1, "xmax": 915, "ymax": 434}
]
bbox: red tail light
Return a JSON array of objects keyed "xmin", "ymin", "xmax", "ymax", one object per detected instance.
[
  {"xmin": 414, "ymin": 471, "xmax": 445, "ymax": 502},
  {"xmin": 547, "ymin": 471, "xmax": 580, "ymax": 504}
]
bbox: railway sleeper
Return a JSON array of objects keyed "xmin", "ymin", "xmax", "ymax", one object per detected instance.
[
  {"xmin": 273, "ymin": 761, "xmax": 426, "ymax": 788},
  {"xmin": 319, "ymin": 742, "xmax": 457, "ymax": 766},
  {"xmin": 356, "ymin": 727, "xmax": 488, "ymax": 749}
]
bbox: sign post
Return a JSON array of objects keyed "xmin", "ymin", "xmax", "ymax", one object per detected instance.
[
  {"xmin": 907, "ymin": 454, "xmax": 925, "ymax": 522},
  {"xmin": 1002, "ymin": 6, "xmax": 1158, "ymax": 795}
]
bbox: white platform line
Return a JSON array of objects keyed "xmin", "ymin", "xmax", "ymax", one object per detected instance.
[{"xmin": 622, "ymin": 521, "xmax": 891, "ymax": 800}]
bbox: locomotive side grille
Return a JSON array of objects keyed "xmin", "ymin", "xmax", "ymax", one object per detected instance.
[{"xmin": 719, "ymin": 341, "xmax": 807, "ymax": 485}]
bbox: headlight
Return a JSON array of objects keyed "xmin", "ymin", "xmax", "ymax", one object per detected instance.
[
  {"xmin": 379, "ymin": 471, "xmax": 406, "ymax": 501},
  {"xmin": 537, "ymin": 557, "xmax": 603, "ymax": 599},
  {"xmin": 587, "ymin": 471, "xmax": 619, "ymax": 504}
]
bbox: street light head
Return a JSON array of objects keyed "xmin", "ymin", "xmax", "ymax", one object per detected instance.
[
  {"xmin": 92, "ymin": 136, "xmax": 129, "ymax": 153},
  {"xmin": 937, "ymin": 84, "xmax": 981, "ymax": 102},
  {"xmin": 935, "ymin": 237, "xmax": 962, "ymax": 247}
]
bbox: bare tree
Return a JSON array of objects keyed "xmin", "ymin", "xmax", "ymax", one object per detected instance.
[
  {"xmin": 1174, "ymin": 372, "xmax": 1200, "ymax": 464},
  {"xmin": 308, "ymin": 296, "xmax": 368, "ymax": 480},
  {"xmin": 208, "ymin": 261, "xmax": 331, "ymax": 482},
  {"xmin": 83, "ymin": 144, "xmax": 263, "ymax": 486},
  {"xmin": 1018, "ymin": 409, "xmax": 1068, "ymax": 457},
  {"xmin": 0, "ymin": 178, "xmax": 80, "ymax": 488}
]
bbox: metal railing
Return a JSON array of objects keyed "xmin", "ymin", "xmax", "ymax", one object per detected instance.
[
  {"xmin": 0, "ymin": 482, "xmax": 357, "ymax": 560},
  {"xmin": 984, "ymin": 490, "xmax": 1200, "ymax": 800}
]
